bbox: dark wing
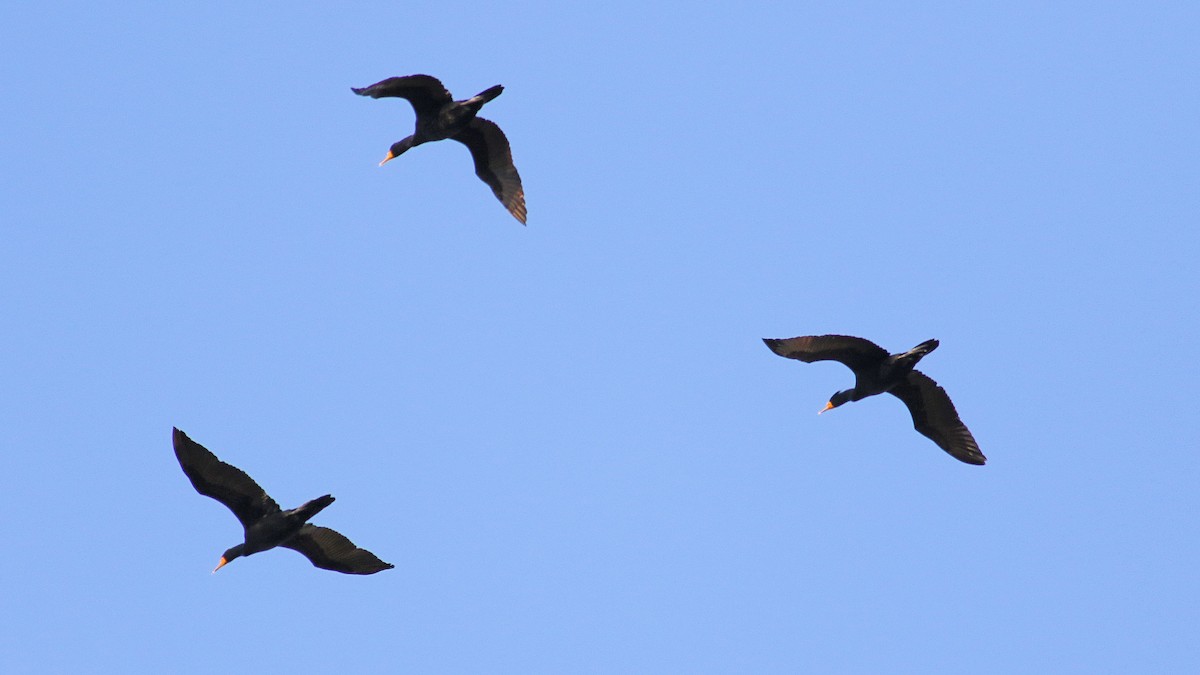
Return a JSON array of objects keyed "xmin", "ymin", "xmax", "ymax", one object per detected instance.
[
  {"xmin": 282, "ymin": 525, "xmax": 394, "ymax": 575},
  {"xmin": 451, "ymin": 117, "xmax": 527, "ymax": 224},
  {"xmin": 172, "ymin": 428, "xmax": 280, "ymax": 528},
  {"xmin": 888, "ymin": 371, "xmax": 986, "ymax": 465},
  {"xmin": 762, "ymin": 335, "xmax": 890, "ymax": 371},
  {"xmin": 351, "ymin": 75, "xmax": 453, "ymax": 118}
]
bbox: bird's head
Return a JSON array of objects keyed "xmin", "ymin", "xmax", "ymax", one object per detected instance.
[
  {"xmin": 213, "ymin": 544, "xmax": 244, "ymax": 573},
  {"xmin": 379, "ymin": 138, "xmax": 415, "ymax": 166},
  {"xmin": 819, "ymin": 390, "xmax": 852, "ymax": 414}
]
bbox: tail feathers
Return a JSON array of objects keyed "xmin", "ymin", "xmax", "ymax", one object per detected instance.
[
  {"xmin": 912, "ymin": 339, "xmax": 939, "ymax": 357},
  {"xmin": 895, "ymin": 339, "xmax": 939, "ymax": 368},
  {"xmin": 472, "ymin": 85, "xmax": 504, "ymax": 105},
  {"xmin": 295, "ymin": 494, "xmax": 335, "ymax": 522}
]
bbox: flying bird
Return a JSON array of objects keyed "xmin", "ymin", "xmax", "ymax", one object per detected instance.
[
  {"xmin": 352, "ymin": 74, "xmax": 527, "ymax": 224},
  {"xmin": 172, "ymin": 428, "xmax": 394, "ymax": 574},
  {"xmin": 762, "ymin": 335, "xmax": 985, "ymax": 465}
]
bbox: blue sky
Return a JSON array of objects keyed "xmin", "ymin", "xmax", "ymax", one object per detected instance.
[{"xmin": 2, "ymin": 2, "xmax": 1198, "ymax": 672}]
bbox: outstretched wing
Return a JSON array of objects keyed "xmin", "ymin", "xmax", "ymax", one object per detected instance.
[
  {"xmin": 351, "ymin": 74, "xmax": 454, "ymax": 118},
  {"xmin": 888, "ymin": 371, "xmax": 986, "ymax": 465},
  {"xmin": 451, "ymin": 117, "xmax": 526, "ymax": 224},
  {"xmin": 172, "ymin": 428, "xmax": 280, "ymax": 528},
  {"xmin": 282, "ymin": 525, "xmax": 395, "ymax": 575},
  {"xmin": 762, "ymin": 335, "xmax": 889, "ymax": 371}
]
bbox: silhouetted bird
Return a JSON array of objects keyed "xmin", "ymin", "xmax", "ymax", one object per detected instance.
[
  {"xmin": 173, "ymin": 428, "xmax": 394, "ymax": 574},
  {"xmin": 352, "ymin": 74, "xmax": 526, "ymax": 224},
  {"xmin": 762, "ymin": 335, "xmax": 985, "ymax": 465}
]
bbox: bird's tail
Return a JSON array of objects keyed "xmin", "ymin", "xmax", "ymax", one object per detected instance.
[
  {"xmin": 911, "ymin": 339, "xmax": 939, "ymax": 357},
  {"xmin": 295, "ymin": 494, "xmax": 335, "ymax": 522},
  {"xmin": 895, "ymin": 339, "xmax": 939, "ymax": 369},
  {"xmin": 469, "ymin": 85, "xmax": 504, "ymax": 106}
]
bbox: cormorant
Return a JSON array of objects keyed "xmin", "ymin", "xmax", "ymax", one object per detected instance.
[
  {"xmin": 173, "ymin": 428, "xmax": 395, "ymax": 574},
  {"xmin": 762, "ymin": 335, "xmax": 985, "ymax": 465},
  {"xmin": 353, "ymin": 74, "xmax": 527, "ymax": 224}
]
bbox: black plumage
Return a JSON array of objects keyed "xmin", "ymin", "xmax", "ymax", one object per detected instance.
[
  {"xmin": 173, "ymin": 428, "xmax": 394, "ymax": 574},
  {"xmin": 353, "ymin": 74, "xmax": 527, "ymax": 224},
  {"xmin": 762, "ymin": 335, "xmax": 985, "ymax": 465}
]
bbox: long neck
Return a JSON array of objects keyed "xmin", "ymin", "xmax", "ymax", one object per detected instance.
[
  {"xmin": 834, "ymin": 388, "xmax": 864, "ymax": 405},
  {"xmin": 223, "ymin": 543, "xmax": 245, "ymax": 562},
  {"xmin": 392, "ymin": 135, "xmax": 417, "ymax": 154}
]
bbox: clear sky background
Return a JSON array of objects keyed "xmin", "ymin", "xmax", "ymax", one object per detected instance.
[{"xmin": 2, "ymin": 2, "xmax": 1197, "ymax": 673}]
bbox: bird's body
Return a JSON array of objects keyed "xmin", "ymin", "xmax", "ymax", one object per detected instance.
[
  {"xmin": 353, "ymin": 74, "xmax": 527, "ymax": 224},
  {"xmin": 762, "ymin": 335, "xmax": 985, "ymax": 465},
  {"xmin": 173, "ymin": 428, "xmax": 394, "ymax": 574},
  {"xmin": 836, "ymin": 338, "xmax": 939, "ymax": 402},
  {"xmin": 232, "ymin": 494, "xmax": 333, "ymax": 559}
]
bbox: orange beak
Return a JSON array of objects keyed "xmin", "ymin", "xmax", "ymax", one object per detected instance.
[
  {"xmin": 212, "ymin": 556, "xmax": 228, "ymax": 574},
  {"xmin": 378, "ymin": 150, "xmax": 396, "ymax": 167},
  {"xmin": 818, "ymin": 401, "xmax": 835, "ymax": 415}
]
